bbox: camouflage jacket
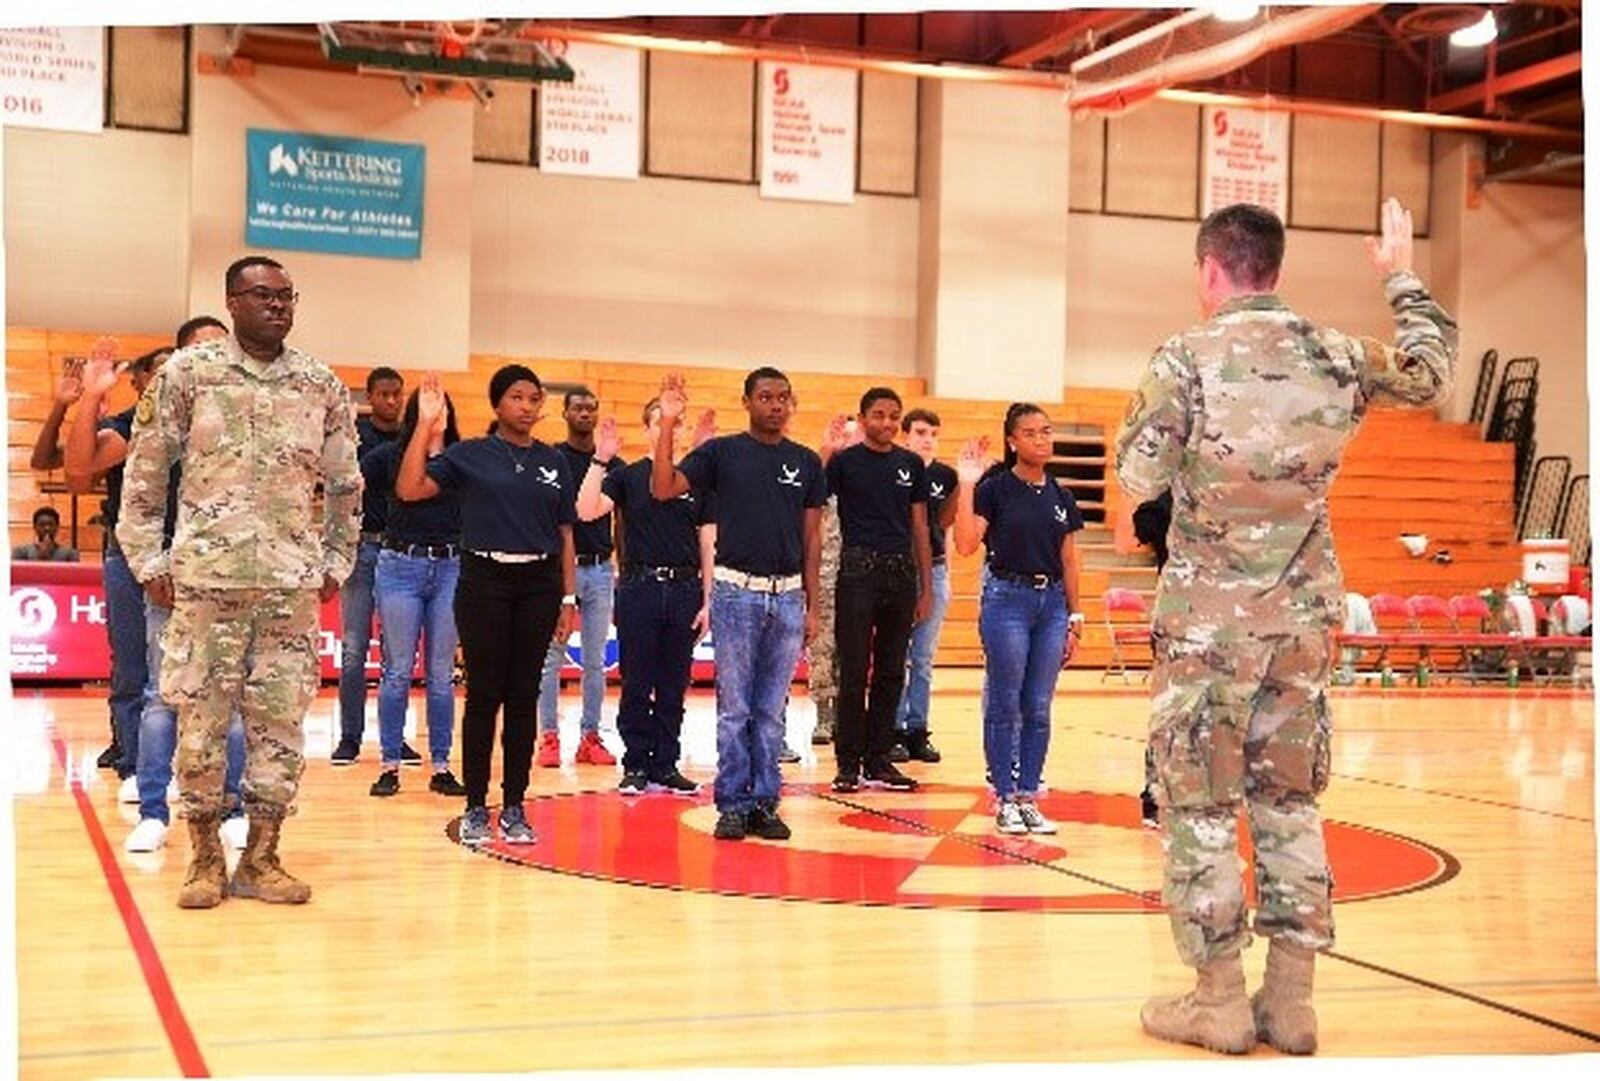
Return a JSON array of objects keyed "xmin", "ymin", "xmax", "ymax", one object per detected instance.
[
  {"xmin": 1114, "ymin": 270, "xmax": 1458, "ymax": 628},
  {"xmin": 116, "ymin": 335, "xmax": 361, "ymax": 590}
]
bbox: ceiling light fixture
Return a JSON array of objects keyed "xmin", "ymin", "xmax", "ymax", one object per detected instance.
[
  {"xmin": 1449, "ymin": 11, "xmax": 1498, "ymax": 48},
  {"xmin": 1210, "ymin": 2, "xmax": 1261, "ymax": 23}
]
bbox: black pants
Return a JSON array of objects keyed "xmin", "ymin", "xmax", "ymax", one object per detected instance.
[
  {"xmin": 615, "ymin": 573, "xmax": 701, "ymax": 778},
  {"xmin": 834, "ymin": 548, "xmax": 918, "ymax": 773},
  {"xmin": 454, "ymin": 553, "xmax": 563, "ymax": 808}
]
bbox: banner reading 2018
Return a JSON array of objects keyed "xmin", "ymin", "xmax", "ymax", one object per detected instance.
[{"xmin": 245, "ymin": 129, "xmax": 426, "ymax": 260}]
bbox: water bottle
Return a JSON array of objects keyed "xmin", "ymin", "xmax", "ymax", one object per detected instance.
[
  {"xmin": 1507, "ymin": 660, "xmax": 1520, "ymax": 689},
  {"xmin": 1416, "ymin": 659, "xmax": 1430, "ymax": 688},
  {"xmin": 1380, "ymin": 663, "xmax": 1395, "ymax": 688}
]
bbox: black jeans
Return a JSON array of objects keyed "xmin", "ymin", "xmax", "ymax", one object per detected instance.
[
  {"xmin": 454, "ymin": 553, "xmax": 563, "ymax": 809},
  {"xmin": 615, "ymin": 573, "xmax": 702, "ymax": 778},
  {"xmin": 834, "ymin": 548, "xmax": 919, "ymax": 773}
]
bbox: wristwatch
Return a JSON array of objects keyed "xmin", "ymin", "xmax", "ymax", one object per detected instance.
[
  {"xmin": 1067, "ymin": 612, "xmax": 1085, "ymax": 628},
  {"xmin": 561, "ymin": 594, "xmax": 578, "ymax": 606}
]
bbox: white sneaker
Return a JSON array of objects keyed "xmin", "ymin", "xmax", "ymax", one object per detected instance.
[
  {"xmin": 117, "ymin": 775, "xmax": 139, "ymax": 804},
  {"xmin": 995, "ymin": 801, "xmax": 1028, "ymax": 835},
  {"xmin": 1015, "ymin": 801, "xmax": 1058, "ymax": 834},
  {"xmin": 124, "ymin": 818, "xmax": 168, "ymax": 853},
  {"xmin": 219, "ymin": 816, "xmax": 249, "ymax": 850}
]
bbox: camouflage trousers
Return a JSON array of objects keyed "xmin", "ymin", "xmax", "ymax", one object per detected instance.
[
  {"xmin": 161, "ymin": 587, "xmax": 320, "ymax": 821},
  {"xmin": 1149, "ymin": 622, "xmax": 1336, "ymax": 967},
  {"xmin": 807, "ymin": 498, "xmax": 841, "ymax": 701}
]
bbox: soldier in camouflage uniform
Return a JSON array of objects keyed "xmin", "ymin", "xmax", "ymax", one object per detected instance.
[
  {"xmin": 1115, "ymin": 200, "xmax": 1455, "ymax": 1055},
  {"xmin": 119, "ymin": 256, "xmax": 361, "ymax": 910},
  {"xmin": 808, "ymin": 493, "xmax": 842, "ymax": 743}
]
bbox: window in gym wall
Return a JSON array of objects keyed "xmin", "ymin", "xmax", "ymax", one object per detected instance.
[
  {"xmin": 645, "ymin": 51, "xmax": 757, "ymax": 183},
  {"xmin": 473, "ymin": 80, "xmax": 535, "ymax": 165},
  {"xmin": 108, "ymin": 26, "xmax": 187, "ymax": 133},
  {"xmin": 1103, "ymin": 99, "xmax": 1201, "ymax": 220},
  {"xmin": 857, "ymin": 69, "xmax": 917, "ymax": 197}
]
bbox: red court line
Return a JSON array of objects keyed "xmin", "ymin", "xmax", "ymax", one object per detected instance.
[{"xmin": 50, "ymin": 738, "xmax": 211, "ymax": 1078}]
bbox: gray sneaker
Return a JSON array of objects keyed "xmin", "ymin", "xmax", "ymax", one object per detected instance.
[
  {"xmin": 459, "ymin": 806, "xmax": 491, "ymax": 846},
  {"xmin": 498, "ymin": 804, "xmax": 538, "ymax": 845},
  {"xmin": 995, "ymin": 801, "xmax": 1028, "ymax": 835},
  {"xmin": 1015, "ymin": 801, "xmax": 1058, "ymax": 834}
]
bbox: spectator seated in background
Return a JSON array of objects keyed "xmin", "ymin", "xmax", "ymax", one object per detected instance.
[{"xmin": 13, "ymin": 506, "xmax": 79, "ymax": 562}]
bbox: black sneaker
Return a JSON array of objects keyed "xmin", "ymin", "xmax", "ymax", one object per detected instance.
[
  {"xmin": 369, "ymin": 770, "xmax": 400, "ymax": 798},
  {"xmin": 831, "ymin": 770, "xmax": 861, "ymax": 794},
  {"xmin": 777, "ymin": 744, "xmax": 801, "ymax": 764},
  {"xmin": 619, "ymin": 771, "xmax": 649, "ymax": 796},
  {"xmin": 713, "ymin": 809, "xmax": 747, "ymax": 840},
  {"xmin": 400, "ymin": 742, "xmax": 423, "ymax": 767},
  {"xmin": 1140, "ymin": 788, "xmax": 1160, "ymax": 829},
  {"xmin": 96, "ymin": 741, "xmax": 122, "ymax": 770},
  {"xmin": 887, "ymin": 741, "xmax": 911, "ymax": 763},
  {"xmin": 331, "ymin": 739, "xmax": 360, "ymax": 766},
  {"xmin": 746, "ymin": 805, "xmax": 792, "ymax": 841},
  {"xmin": 863, "ymin": 762, "xmax": 918, "ymax": 791},
  {"xmin": 429, "ymin": 770, "xmax": 467, "ymax": 797},
  {"xmin": 906, "ymin": 733, "xmax": 942, "ymax": 763},
  {"xmin": 650, "ymin": 770, "xmax": 699, "ymax": 796}
]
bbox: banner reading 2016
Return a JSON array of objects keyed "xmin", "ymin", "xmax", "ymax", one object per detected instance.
[
  {"xmin": 759, "ymin": 61, "xmax": 857, "ymax": 205},
  {"xmin": 246, "ymin": 129, "xmax": 426, "ymax": 260}
]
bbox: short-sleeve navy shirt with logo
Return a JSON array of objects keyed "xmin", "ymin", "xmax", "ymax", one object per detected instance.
[
  {"xmin": 425, "ymin": 435, "xmax": 575, "ymax": 555},
  {"xmin": 924, "ymin": 460, "xmax": 958, "ymax": 561},
  {"xmin": 604, "ymin": 458, "xmax": 714, "ymax": 570},
  {"xmin": 824, "ymin": 443, "xmax": 928, "ymax": 555},
  {"xmin": 554, "ymin": 442, "xmax": 622, "ymax": 559},
  {"xmin": 974, "ymin": 469, "xmax": 1085, "ymax": 579},
  {"xmin": 363, "ymin": 440, "xmax": 461, "ymax": 548},
  {"xmin": 356, "ymin": 416, "xmax": 400, "ymax": 535},
  {"xmin": 678, "ymin": 433, "xmax": 827, "ymax": 576}
]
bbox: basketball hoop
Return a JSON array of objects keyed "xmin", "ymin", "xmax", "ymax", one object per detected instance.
[{"xmin": 434, "ymin": 20, "xmax": 484, "ymax": 59}]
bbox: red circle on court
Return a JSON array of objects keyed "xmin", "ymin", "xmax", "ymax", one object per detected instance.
[{"xmin": 455, "ymin": 782, "xmax": 1458, "ymax": 914}]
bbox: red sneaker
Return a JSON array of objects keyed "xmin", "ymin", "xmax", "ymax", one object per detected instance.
[
  {"xmin": 575, "ymin": 731, "xmax": 617, "ymax": 766},
  {"xmin": 535, "ymin": 730, "xmax": 561, "ymax": 768}
]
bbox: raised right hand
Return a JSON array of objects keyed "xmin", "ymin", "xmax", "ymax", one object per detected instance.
[
  {"xmin": 956, "ymin": 436, "xmax": 992, "ymax": 486},
  {"xmin": 416, "ymin": 373, "xmax": 446, "ymax": 433},
  {"xmin": 82, "ymin": 354, "xmax": 122, "ymax": 400},
  {"xmin": 54, "ymin": 358, "xmax": 85, "ymax": 406},
  {"xmin": 659, "ymin": 373, "xmax": 687, "ymax": 422},
  {"xmin": 595, "ymin": 415, "xmax": 622, "ymax": 462},
  {"xmin": 1365, "ymin": 197, "xmax": 1414, "ymax": 279}
]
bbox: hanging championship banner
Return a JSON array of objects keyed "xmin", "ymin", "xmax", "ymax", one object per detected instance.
[
  {"xmin": 1202, "ymin": 106, "xmax": 1289, "ymax": 219},
  {"xmin": 0, "ymin": 27, "xmax": 104, "ymax": 133},
  {"xmin": 245, "ymin": 128, "xmax": 426, "ymax": 260},
  {"xmin": 759, "ymin": 61, "xmax": 857, "ymax": 205},
  {"xmin": 537, "ymin": 41, "xmax": 641, "ymax": 179}
]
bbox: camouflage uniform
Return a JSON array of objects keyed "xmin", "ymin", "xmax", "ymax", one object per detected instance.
[
  {"xmin": 808, "ymin": 494, "xmax": 842, "ymax": 728},
  {"xmin": 1115, "ymin": 271, "xmax": 1456, "ymax": 967},
  {"xmin": 118, "ymin": 336, "xmax": 361, "ymax": 822}
]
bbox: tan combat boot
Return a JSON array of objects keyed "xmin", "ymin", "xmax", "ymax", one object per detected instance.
[
  {"xmin": 228, "ymin": 817, "xmax": 312, "ymax": 904},
  {"xmin": 177, "ymin": 817, "xmax": 227, "ymax": 909},
  {"xmin": 812, "ymin": 698, "xmax": 836, "ymax": 745},
  {"xmin": 1141, "ymin": 952, "xmax": 1256, "ymax": 1054},
  {"xmin": 1251, "ymin": 939, "xmax": 1318, "ymax": 1054}
]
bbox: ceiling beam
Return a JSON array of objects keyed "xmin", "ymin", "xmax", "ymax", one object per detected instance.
[
  {"xmin": 1427, "ymin": 50, "xmax": 1581, "ymax": 112},
  {"xmin": 1370, "ymin": 11, "xmax": 1425, "ymax": 73},
  {"xmin": 999, "ymin": 9, "xmax": 1137, "ymax": 68}
]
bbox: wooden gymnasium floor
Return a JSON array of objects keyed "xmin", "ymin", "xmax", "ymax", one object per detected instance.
[{"xmin": 9, "ymin": 669, "xmax": 1600, "ymax": 1077}]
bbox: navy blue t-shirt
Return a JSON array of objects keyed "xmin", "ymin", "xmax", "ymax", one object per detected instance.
[
  {"xmin": 356, "ymin": 416, "xmax": 401, "ymax": 535},
  {"xmin": 925, "ymin": 460, "xmax": 957, "ymax": 561},
  {"xmin": 974, "ymin": 470, "xmax": 1084, "ymax": 579},
  {"xmin": 825, "ymin": 443, "xmax": 928, "ymax": 555},
  {"xmin": 604, "ymin": 458, "xmax": 714, "ymax": 570},
  {"xmin": 363, "ymin": 440, "xmax": 461, "ymax": 548},
  {"xmin": 678, "ymin": 433, "xmax": 828, "ymax": 576},
  {"xmin": 424, "ymin": 435, "xmax": 575, "ymax": 555},
  {"xmin": 554, "ymin": 442, "xmax": 622, "ymax": 559}
]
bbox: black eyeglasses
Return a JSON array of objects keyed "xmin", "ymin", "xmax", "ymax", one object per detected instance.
[{"xmin": 229, "ymin": 287, "xmax": 299, "ymax": 305}]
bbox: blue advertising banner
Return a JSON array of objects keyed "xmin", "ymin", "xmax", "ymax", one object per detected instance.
[{"xmin": 245, "ymin": 128, "xmax": 425, "ymax": 260}]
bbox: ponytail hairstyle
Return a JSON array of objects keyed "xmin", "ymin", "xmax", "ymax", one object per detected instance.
[{"xmin": 979, "ymin": 402, "xmax": 1048, "ymax": 485}]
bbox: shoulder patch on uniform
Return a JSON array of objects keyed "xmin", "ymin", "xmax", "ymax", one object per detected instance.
[{"xmin": 134, "ymin": 385, "xmax": 157, "ymax": 426}]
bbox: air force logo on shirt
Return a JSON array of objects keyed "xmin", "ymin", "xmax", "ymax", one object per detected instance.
[
  {"xmin": 1054, "ymin": 506, "xmax": 1070, "ymax": 525},
  {"xmin": 895, "ymin": 469, "xmax": 913, "ymax": 488},
  {"xmin": 537, "ymin": 466, "xmax": 562, "ymax": 489},
  {"xmin": 930, "ymin": 481, "xmax": 946, "ymax": 498},
  {"xmin": 778, "ymin": 463, "xmax": 804, "ymax": 488}
]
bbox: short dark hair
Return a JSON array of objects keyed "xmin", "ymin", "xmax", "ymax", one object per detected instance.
[
  {"xmin": 174, "ymin": 315, "xmax": 227, "ymax": 347},
  {"xmin": 224, "ymin": 256, "xmax": 285, "ymax": 294},
  {"xmin": 859, "ymin": 387, "xmax": 902, "ymax": 415},
  {"xmin": 32, "ymin": 506, "xmax": 60, "ymax": 526},
  {"xmin": 563, "ymin": 386, "xmax": 597, "ymax": 409},
  {"xmin": 1195, "ymin": 204, "xmax": 1284, "ymax": 290},
  {"xmin": 366, "ymin": 367, "xmax": 404, "ymax": 393},
  {"xmin": 902, "ymin": 407, "xmax": 941, "ymax": 432},
  {"xmin": 743, "ymin": 366, "xmax": 789, "ymax": 397},
  {"xmin": 642, "ymin": 397, "xmax": 662, "ymax": 426},
  {"xmin": 488, "ymin": 364, "xmax": 542, "ymax": 408},
  {"xmin": 127, "ymin": 347, "xmax": 172, "ymax": 376}
]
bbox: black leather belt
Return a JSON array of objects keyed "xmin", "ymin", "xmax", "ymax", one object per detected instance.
[
  {"xmin": 576, "ymin": 553, "xmax": 611, "ymax": 567},
  {"xmin": 841, "ymin": 547, "xmax": 916, "ymax": 571},
  {"xmin": 626, "ymin": 565, "xmax": 699, "ymax": 582},
  {"xmin": 385, "ymin": 540, "xmax": 459, "ymax": 559},
  {"xmin": 989, "ymin": 566, "xmax": 1061, "ymax": 590},
  {"xmin": 360, "ymin": 531, "xmax": 385, "ymax": 544},
  {"xmin": 931, "ymin": 554, "xmax": 947, "ymax": 566}
]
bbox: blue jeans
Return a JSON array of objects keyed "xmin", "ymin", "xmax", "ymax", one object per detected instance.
[
  {"xmin": 338, "ymin": 540, "xmax": 381, "ymax": 744},
  {"xmin": 978, "ymin": 576, "xmax": 1068, "ymax": 801},
  {"xmin": 539, "ymin": 561, "xmax": 615, "ymax": 734},
  {"xmin": 615, "ymin": 574, "xmax": 701, "ymax": 777},
  {"xmin": 375, "ymin": 550, "xmax": 460, "ymax": 769},
  {"xmin": 104, "ymin": 548, "xmax": 148, "ymax": 778},
  {"xmin": 896, "ymin": 560, "xmax": 951, "ymax": 733},
  {"xmin": 137, "ymin": 600, "xmax": 244, "ymax": 825},
  {"xmin": 709, "ymin": 580, "xmax": 806, "ymax": 813}
]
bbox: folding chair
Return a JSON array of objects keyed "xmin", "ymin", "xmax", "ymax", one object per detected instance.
[{"xmin": 1102, "ymin": 587, "xmax": 1153, "ymax": 684}]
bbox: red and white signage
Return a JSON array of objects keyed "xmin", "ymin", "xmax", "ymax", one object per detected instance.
[
  {"xmin": 0, "ymin": 27, "xmax": 104, "ymax": 133},
  {"xmin": 759, "ymin": 61, "xmax": 857, "ymax": 205},
  {"xmin": 537, "ymin": 41, "xmax": 641, "ymax": 179},
  {"xmin": 1202, "ymin": 106, "xmax": 1288, "ymax": 219}
]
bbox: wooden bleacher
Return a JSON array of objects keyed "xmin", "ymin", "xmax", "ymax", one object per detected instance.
[{"xmin": 7, "ymin": 328, "xmax": 1524, "ymax": 669}]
